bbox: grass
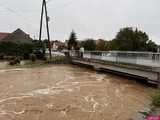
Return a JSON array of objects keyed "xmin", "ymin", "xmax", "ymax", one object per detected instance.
[
  {"xmin": 22, "ymin": 60, "xmax": 46, "ymax": 67},
  {"xmin": 46, "ymin": 56, "xmax": 66, "ymax": 63},
  {"xmin": 152, "ymin": 91, "xmax": 160, "ymax": 106}
]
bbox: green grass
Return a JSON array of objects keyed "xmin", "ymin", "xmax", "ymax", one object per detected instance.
[
  {"xmin": 46, "ymin": 56, "xmax": 66, "ymax": 63},
  {"xmin": 152, "ymin": 91, "xmax": 160, "ymax": 106}
]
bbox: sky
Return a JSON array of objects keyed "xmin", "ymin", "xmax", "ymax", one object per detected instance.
[{"xmin": 0, "ymin": 0, "xmax": 160, "ymax": 44}]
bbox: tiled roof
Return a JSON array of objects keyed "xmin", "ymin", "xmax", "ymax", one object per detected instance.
[{"xmin": 0, "ymin": 32, "xmax": 10, "ymax": 41}]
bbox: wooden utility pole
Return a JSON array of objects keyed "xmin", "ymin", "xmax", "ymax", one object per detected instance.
[{"xmin": 39, "ymin": 0, "xmax": 52, "ymax": 59}]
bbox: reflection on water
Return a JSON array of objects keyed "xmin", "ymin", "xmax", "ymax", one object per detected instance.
[{"xmin": 0, "ymin": 64, "xmax": 155, "ymax": 120}]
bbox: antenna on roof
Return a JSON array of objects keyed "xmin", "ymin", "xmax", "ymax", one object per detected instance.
[{"xmin": 39, "ymin": 0, "xmax": 52, "ymax": 59}]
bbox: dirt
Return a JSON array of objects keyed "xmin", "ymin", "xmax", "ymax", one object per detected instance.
[{"xmin": 0, "ymin": 64, "xmax": 155, "ymax": 120}]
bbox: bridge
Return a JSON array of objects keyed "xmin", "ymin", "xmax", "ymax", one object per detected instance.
[{"xmin": 67, "ymin": 51, "xmax": 160, "ymax": 85}]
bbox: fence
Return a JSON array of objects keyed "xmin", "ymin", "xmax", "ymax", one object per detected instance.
[{"xmin": 69, "ymin": 51, "xmax": 160, "ymax": 67}]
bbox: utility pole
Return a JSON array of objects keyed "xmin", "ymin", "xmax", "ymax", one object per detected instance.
[{"xmin": 39, "ymin": 0, "xmax": 52, "ymax": 59}]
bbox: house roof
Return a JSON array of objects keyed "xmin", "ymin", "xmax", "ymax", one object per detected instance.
[
  {"xmin": 0, "ymin": 32, "xmax": 10, "ymax": 41},
  {"xmin": 1, "ymin": 28, "xmax": 33, "ymax": 43}
]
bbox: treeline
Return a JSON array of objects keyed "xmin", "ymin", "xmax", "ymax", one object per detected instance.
[
  {"xmin": 0, "ymin": 40, "xmax": 45, "ymax": 60},
  {"xmin": 68, "ymin": 27, "xmax": 158, "ymax": 52}
]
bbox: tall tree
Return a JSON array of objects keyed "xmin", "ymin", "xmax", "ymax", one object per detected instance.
[
  {"xmin": 110, "ymin": 27, "xmax": 157, "ymax": 51},
  {"xmin": 68, "ymin": 30, "xmax": 78, "ymax": 50}
]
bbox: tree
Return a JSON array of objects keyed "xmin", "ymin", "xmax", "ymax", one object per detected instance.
[
  {"xmin": 110, "ymin": 27, "xmax": 157, "ymax": 52},
  {"xmin": 80, "ymin": 39, "xmax": 96, "ymax": 51},
  {"xmin": 32, "ymin": 40, "xmax": 46, "ymax": 59},
  {"xmin": 0, "ymin": 41, "xmax": 33, "ymax": 59},
  {"xmin": 96, "ymin": 39, "xmax": 108, "ymax": 51},
  {"xmin": 68, "ymin": 30, "xmax": 78, "ymax": 50},
  {"xmin": 43, "ymin": 39, "xmax": 49, "ymax": 48},
  {"xmin": 147, "ymin": 40, "xmax": 157, "ymax": 52}
]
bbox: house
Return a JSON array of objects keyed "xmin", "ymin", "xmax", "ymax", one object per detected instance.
[
  {"xmin": 64, "ymin": 40, "xmax": 69, "ymax": 48},
  {"xmin": 0, "ymin": 32, "xmax": 10, "ymax": 41},
  {"xmin": 51, "ymin": 40, "xmax": 65, "ymax": 51},
  {"xmin": 0, "ymin": 28, "xmax": 33, "ymax": 43}
]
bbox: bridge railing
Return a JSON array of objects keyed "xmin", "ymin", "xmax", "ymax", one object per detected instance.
[{"xmin": 69, "ymin": 51, "xmax": 160, "ymax": 67}]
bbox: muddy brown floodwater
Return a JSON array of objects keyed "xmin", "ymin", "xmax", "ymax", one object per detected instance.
[{"xmin": 0, "ymin": 64, "xmax": 155, "ymax": 120}]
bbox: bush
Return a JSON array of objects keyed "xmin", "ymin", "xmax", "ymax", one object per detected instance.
[
  {"xmin": 0, "ymin": 42, "xmax": 33, "ymax": 56},
  {"xmin": 23, "ymin": 53, "xmax": 30, "ymax": 60},
  {"xmin": 0, "ymin": 41, "xmax": 45, "ymax": 60},
  {"xmin": 14, "ymin": 57, "xmax": 21, "ymax": 64},
  {"xmin": 29, "ymin": 54, "xmax": 37, "ymax": 62},
  {"xmin": 152, "ymin": 92, "xmax": 160, "ymax": 106},
  {"xmin": 32, "ymin": 40, "xmax": 45, "ymax": 60},
  {"xmin": 18, "ymin": 56, "xmax": 23, "ymax": 61},
  {"xmin": 9, "ymin": 60, "xmax": 16, "ymax": 65},
  {"xmin": 0, "ymin": 53, "xmax": 4, "ymax": 59},
  {"xmin": 9, "ymin": 57, "xmax": 21, "ymax": 65}
]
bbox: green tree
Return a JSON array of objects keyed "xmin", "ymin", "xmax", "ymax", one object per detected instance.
[
  {"xmin": 110, "ymin": 27, "xmax": 157, "ymax": 51},
  {"xmin": 147, "ymin": 40, "xmax": 157, "ymax": 52},
  {"xmin": 96, "ymin": 39, "xmax": 108, "ymax": 51},
  {"xmin": 43, "ymin": 39, "xmax": 49, "ymax": 48},
  {"xmin": 80, "ymin": 39, "xmax": 96, "ymax": 51},
  {"xmin": 32, "ymin": 40, "xmax": 46, "ymax": 59},
  {"xmin": 68, "ymin": 30, "xmax": 78, "ymax": 50},
  {"xmin": 0, "ymin": 41, "xmax": 33, "ymax": 57}
]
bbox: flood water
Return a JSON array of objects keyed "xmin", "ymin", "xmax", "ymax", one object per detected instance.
[{"xmin": 0, "ymin": 64, "xmax": 155, "ymax": 120}]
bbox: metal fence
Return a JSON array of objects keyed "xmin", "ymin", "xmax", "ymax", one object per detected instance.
[{"xmin": 69, "ymin": 51, "xmax": 160, "ymax": 67}]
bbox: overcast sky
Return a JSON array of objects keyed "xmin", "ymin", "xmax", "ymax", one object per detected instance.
[{"xmin": 0, "ymin": 0, "xmax": 160, "ymax": 44}]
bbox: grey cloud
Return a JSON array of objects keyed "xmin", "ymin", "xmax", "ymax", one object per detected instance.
[{"xmin": 0, "ymin": 0, "xmax": 160, "ymax": 44}]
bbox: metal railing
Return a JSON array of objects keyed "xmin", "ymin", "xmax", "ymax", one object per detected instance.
[{"xmin": 69, "ymin": 51, "xmax": 160, "ymax": 67}]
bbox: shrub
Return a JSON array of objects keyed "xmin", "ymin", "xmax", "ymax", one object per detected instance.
[
  {"xmin": 0, "ymin": 41, "xmax": 46, "ymax": 60},
  {"xmin": 42, "ymin": 56, "xmax": 47, "ymax": 61},
  {"xmin": 0, "ymin": 42, "xmax": 33, "ymax": 56},
  {"xmin": 23, "ymin": 53, "xmax": 30, "ymax": 60},
  {"xmin": 29, "ymin": 54, "xmax": 37, "ymax": 62},
  {"xmin": 0, "ymin": 53, "xmax": 4, "ymax": 59},
  {"xmin": 32, "ymin": 40, "xmax": 45, "ymax": 60},
  {"xmin": 9, "ymin": 60, "xmax": 16, "ymax": 65},
  {"xmin": 14, "ymin": 57, "xmax": 21, "ymax": 64},
  {"xmin": 152, "ymin": 92, "xmax": 160, "ymax": 106},
  {"xmin": 9, "ymin": 57, "xmax": 21, "ymax": 65},
  {"xmin": 18, "ymin": 56, "xmax": 23, "ymax": 61}
]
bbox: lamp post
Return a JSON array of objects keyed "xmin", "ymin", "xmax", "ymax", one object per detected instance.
[{"xmin": 39, "ymin": 0, "xmax": 52, "ymax": 59}]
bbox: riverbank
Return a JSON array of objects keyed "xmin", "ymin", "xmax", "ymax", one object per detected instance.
[
  {"xmin": 0, "ymin": 55, "xmax": 69, "ymax": 70},
  {"xmin": 131, "ymin": 91, "xmax": 160, "ymax": 120},
  {"xmin": 131, "ymin": 106, "xmax": 160, "ymax": 120},
  {"xmin": 148, "ymin": 92, "xmax": 160, "ymax": 117}
]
